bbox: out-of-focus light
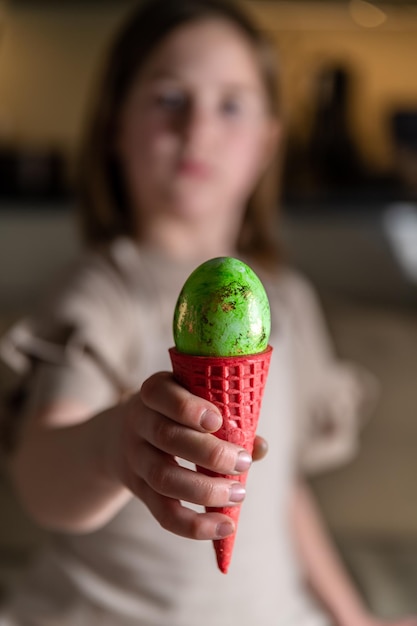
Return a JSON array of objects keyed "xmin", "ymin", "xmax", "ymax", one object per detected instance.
[
  {"xmin": 384, "ymin": 203, "xmax": 417, "ymax": 283},
  {"xmin": 349, "ymin": 0, "xmax": 387, "ymax": 28}
]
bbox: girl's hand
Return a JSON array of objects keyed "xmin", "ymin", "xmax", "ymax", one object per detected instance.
[{"xmin": 113, "ymin": 371, "xmax": 264, "ymax": 541}]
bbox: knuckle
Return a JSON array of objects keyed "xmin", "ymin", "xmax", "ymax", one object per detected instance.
[
  {"xmin": 176, "ymin": 393, "xmax": 210, "ymax": 429},
  {"xmin": 197, "ymin": 477, "xmax": 216, "ymax": 506},
  {"xmin": 189, "ymin": 515, "xmax": 204, "ymax": 540},
  {"xmin": 176, "ymin": 394, "xmax": 194, "ymax": 423},
  {"xmin": 152, "ymin": 419, "xmax": 178, "ymax": 450},
  {"xmin": 140, "ymin": 374, "xmax": 160, "ymax": 404},
  {"xmin": 146, "ymin": 461, "xmax": 172, "ymax": 494},
  {"xmin": 207, "ymin": 440, "xmax": 229, "ymax": 471}
]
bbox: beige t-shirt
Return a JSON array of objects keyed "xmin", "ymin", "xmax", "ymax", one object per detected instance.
[{"xmin": 0, "ymin": 238, "xmax": 376, "ymax": 626}]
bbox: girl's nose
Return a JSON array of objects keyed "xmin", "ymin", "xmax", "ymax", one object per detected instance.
[{"xmin": 179, "ymin": 102, "xmax": 214, "ymax": 149}]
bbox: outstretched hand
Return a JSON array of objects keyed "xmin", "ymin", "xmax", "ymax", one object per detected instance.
[{"xmin": 113, "ymin": 372, "xmax": 267, "ymax": 541}]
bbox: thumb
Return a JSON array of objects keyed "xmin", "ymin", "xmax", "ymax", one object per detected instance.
[{"xmin": 252, "ymin": 435, "xmax": 268, "ymax": 462}]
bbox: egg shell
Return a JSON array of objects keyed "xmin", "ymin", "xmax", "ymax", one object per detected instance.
[{"xmin": 173, "ymin": 257, "xmax": 271, "ymax": 357}]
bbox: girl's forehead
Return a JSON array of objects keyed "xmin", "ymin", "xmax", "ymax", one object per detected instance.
[{"xmin": 138, "ymin": 18, "xmax": 264, "ymax": 88}]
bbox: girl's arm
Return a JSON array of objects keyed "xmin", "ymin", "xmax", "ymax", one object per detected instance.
[
  {"xmin": 8, "ymin": 372, "xmax": 253, "ymax": 539},
  {"xmin": 290, "ymin": 478, "xmax": 417, "ymax": 626},
  {"xmin": 9, "ymin": 399, "xmax": 133, "ymax": 533}
]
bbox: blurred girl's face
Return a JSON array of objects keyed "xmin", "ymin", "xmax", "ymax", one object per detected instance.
[{"xmin": 117, "ymin": 18, "xmax": 277, "ymax": 233}]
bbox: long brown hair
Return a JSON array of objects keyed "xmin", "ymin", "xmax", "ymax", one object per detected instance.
[{"xmin": 78, "ymin": 0, "xmax": 281, "ymax": 268}]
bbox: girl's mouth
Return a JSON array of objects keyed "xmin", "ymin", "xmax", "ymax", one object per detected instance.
[{"xmin": 177, "ymin": 158, "xmax": 212, "ymax": 178}]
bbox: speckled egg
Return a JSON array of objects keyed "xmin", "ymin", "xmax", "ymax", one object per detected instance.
[{"xmin": 173, "ymin": 257, "xmax": 270, "ymax": 356}]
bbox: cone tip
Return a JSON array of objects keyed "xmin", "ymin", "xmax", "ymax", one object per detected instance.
[{"xmin": 216, "ymin": 552, "xmax": 230, "ymax": 574}]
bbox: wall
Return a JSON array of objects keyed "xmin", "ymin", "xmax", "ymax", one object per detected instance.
[
  {"xmin": 0, "ymin": 1, "xmax": 132, "ymax": 153},
  {"xmin": 0, "ymin": 2, "xmax": 416, "ymax": 169},
  {"xmin": 0, "ymin": 206, "xmax": 79, "ymax": 312},
  {"xmin": 251, "ymin": 2, "xmax": 417, "ymax": 169}
]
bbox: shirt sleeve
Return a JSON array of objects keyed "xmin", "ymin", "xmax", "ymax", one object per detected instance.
[
  {"xmin": 0, "ymin": 252, "xmax": 134, "ymax": 449},
  {"xmin": 280, "ymin": 269, "xmax": 380, "ymax": 475}
]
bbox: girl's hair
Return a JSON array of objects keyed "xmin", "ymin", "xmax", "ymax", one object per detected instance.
[{"xmin": 78, "ymin": 0, "xmax": 281, "ymax": 267}]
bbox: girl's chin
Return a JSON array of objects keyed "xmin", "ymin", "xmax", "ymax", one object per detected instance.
[
  {"xmin": 165, "ymin": 203, "xmax": 215, "ymax": 222},
  {"xmin": 164, "ymin": 191, "xmax": 217, "ymax": 220}
]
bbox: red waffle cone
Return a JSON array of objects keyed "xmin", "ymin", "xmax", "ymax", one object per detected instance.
[{"xmin": 169, "ymin": 345, "xmax": 272, "ymax": 573}]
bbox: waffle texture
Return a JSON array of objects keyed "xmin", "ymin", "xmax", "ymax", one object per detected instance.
[{"xmin": 169, "ymin": 346, "xmax": 272, "ymax": 573}]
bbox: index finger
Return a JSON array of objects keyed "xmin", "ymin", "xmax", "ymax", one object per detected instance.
[{"xmin": 140, "ymin": 372, "xmax": 223, "ymax": 433}]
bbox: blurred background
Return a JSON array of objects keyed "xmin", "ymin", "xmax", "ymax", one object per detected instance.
[{"xmin": 0, "ymin": 0, "xmax": 416, "ymax": 618}]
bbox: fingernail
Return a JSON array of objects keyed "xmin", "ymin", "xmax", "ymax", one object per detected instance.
[
  {"xmin": 200, "ymin": 410, "xmax": 222, "ymax": 432},
  {"xmin": 229, "ymin": 483, "xmax": 246, "ymax": 503},
  {"xmin": 215, "ymin": 521, "xmax": 234, "ymax": 538},
  {"xmin": 235, "ymin": 450, "xmax": 252, "ymax": 473}
]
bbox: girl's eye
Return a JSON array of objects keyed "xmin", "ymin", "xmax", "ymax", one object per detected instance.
[
  {"xmin": 221, "ymin": 98, "xmax": 242, "ymax": 116},
  {"xmin": 155, "ymin": 91, "xmax": 186, "ymax": 111}
]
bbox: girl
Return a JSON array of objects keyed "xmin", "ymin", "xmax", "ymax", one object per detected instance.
[{"xmin": 0, "ymin": 1, "xmax": 414, "ymax": 624}]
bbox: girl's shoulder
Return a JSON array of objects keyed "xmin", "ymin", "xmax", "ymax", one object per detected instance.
[
  {"xmin": 32, "ymin": 236, "xmax": 142, "ymax": 320},
  {"xmin": 0, "ymin": 238, "xmax": 141, "ymax": 380},
  {"xmin": 252, "ymin": 261, "xmax": 322, "ymax": 324},
  {"xmin": 0, "ymin": 239, "xmax": 147, "ymax": 415},
  {"xmin": 270, "ymin": 265, "xmax": 319, "ymax": 306}
]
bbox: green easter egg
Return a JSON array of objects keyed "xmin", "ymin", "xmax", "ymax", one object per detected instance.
[{"xmin": 173, "ymin": 257, "xmax": 270, "ymax": 356}]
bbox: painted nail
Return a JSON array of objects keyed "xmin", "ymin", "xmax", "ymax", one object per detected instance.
[
  {"xmin": 229, "ymin": 483, "xmax": 246, "ymax": 503},
  {"xmin": 215, "ymin": 521, "xmax": 234, "ymax": 538},
  {"xmin": 200, "ymin": 410, "xmax": 222, "ymax": 432},
  {"xmin": 235, "ymin": 450, "xmax": 252, "ymax": 473}
]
